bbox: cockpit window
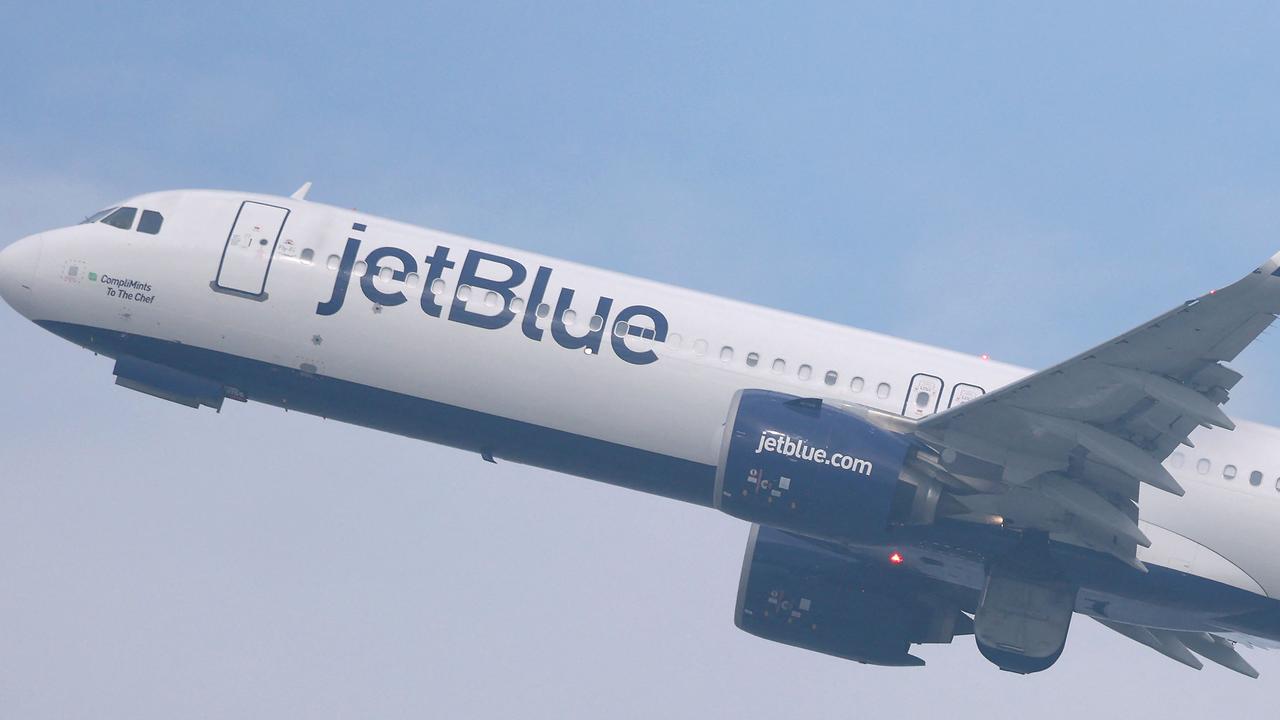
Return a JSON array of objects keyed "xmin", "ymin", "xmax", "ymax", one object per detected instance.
[
  {"xmin": 81, "ymin": 207, "xmax": 117, "ymax": 224},
  {"xmin": 101, "ymin": 207, "xmax": 137, "ymax": 230},
  {"xmin": 138, "ymin": 210, "xmax": 164, "ymax": 235}
]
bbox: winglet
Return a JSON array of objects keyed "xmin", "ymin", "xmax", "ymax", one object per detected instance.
[
  {"xmin": 291, "ymin": 181, "xmax": 313, "ymax": 201},
  {"xmin": 1258, "ymin": 248, "xmax": 1280, "ymax": 277}
]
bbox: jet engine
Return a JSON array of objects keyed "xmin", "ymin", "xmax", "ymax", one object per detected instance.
[
  {"xmin": 735, "ymin": 524, "xmax": 971, "ymax": 666},
  {"xmin": 715, "ymin": 389, "xmax": 956, "ymax": 543}
]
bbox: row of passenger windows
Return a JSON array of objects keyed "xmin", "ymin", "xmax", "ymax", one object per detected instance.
[
  {"xmin": 1169, "ymin": 452, "xmax": 1280, "ymax": 492},
  {"xmin": 685, "ymin": 340, "xmax": 891, "ymax": 395},
  {"xmin": 82, "ymin": 206, "xmax": 164, "ymax": 235}
]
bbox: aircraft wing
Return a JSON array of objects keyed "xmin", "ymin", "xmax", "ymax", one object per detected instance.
[
  {"xmin": 1094, "ymin": 618, "xmax": 1260, "ymax": 677},
  {"xmin": 913, "ymin": 250, "xmax": 1280, "ymax": 569}
]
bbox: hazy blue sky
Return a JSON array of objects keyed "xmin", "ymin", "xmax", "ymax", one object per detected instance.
[{"xmin": 4, "ymin": 2, "xmax": 1280, "ymax": 717}]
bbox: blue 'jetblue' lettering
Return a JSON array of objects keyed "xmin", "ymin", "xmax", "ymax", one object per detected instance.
[
  {"xmin": 361, "ymin": 246, "xmax": 418, "ymax": 307},
  {"xmin": 551, "ymin": 288, "xmax": 612, "ymax": 355},
  {"xmin": 449, "ymin": 251, "xmax": 528, "ymax": 330},
  {"xmin": 418, "ymin": 245, "xmax": 455, "ymax": 318},
  {"xmin": 611, "ymin": 305, "xmax": 669, "ymax": 365},
  {"xmin": 521, "ymin": 266, "xmax": 552, "ymax": 341},
  {"xmin": 316, "ymin": 238, "xmax": 361, "ymax": 316},
  {"xmin": 315, "ymin": 237, "xmax": 668, "ymax": 365}
]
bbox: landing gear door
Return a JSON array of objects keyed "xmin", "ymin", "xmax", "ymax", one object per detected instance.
[
  {"xmin": 213, "ymin": 201, "xmax": 290, "ymax": 299},
  {"xmin": 902, "ymin": 373, "xmax": 944, "ymax": 419}
]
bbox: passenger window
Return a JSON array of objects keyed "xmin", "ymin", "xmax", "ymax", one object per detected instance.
[
  {"xmin": 431, "ymin": 278, "xmax": 447, "ymax": 295},
  {"xmin": 1169, "ymin": 452, "xmax": 1185, "ymax": 468},
  {"xmin": 456, "ymin": 284, "xmax": 472, "ymax": 301},
  {"xmin": 824, "ymin": 370, "xmax": 838, "ymax": 386},
  {"xmin": 1197, "ymin": 459, "xmax": 1210, "ymax": 475},
  {"xmin": 876, "ymin": 382, "xmax": 891, "ymax": 399},
  {"xmin": 850, "ymin": 377, "xmax": 865, "ymax": 393},
  {"xmin": 327, "ymin": 255, "xmax": 341, "ymax": 270},
  {"xmin": 1249, "ymin": 470, "xmax": 1263, "ymax": 487},
  {"xmin": 536, "ymin": 303, "xmax": 551, "ymax": 319},
  {"xmin": 561, "ymin": 308, "xmax": 577, "ymax": 325},
  {"xmin": 486, "ymin": 291, "xmax": 502, "ymax": 308},
  {"xmin": 771, "ymin": 358, "xmax": 786, "ymax": 374},
  {"xmin": 614, "ymin": 321, "xmax": 630, "ymax": 337},
  {"xmin": 101, "ymin": 206, "xmax": 137, "ymax": 230},
  {"xmin": 798, "ymin": 364, "xmax": 813, "ymax": 381},
  {"xmin": 510, "ymin": 297, "xmax": 525, "ymax": 313},
  {"xmin": 1223, "ymin": 465, "xmax": 1237, "ymax": 480},
  {"xmin": 746, "ymin": 352, "xmax": 760, "ymax": 368},
  {"xmin": 137, "ymin": 210, "xmax": 164, "ymax": 234},
  {"xmin": 693, "ymin": 339, "xmax": 708, "ymax": 356},
  {"xmin": 300, "ymin": 249, "xmax": 315, "ymax": 265},
  {"xmin": 667, "ymin": 333, "xmax": 683, "ymax": 348},
  {"xmin": 588, "ymin": 315, "xmax": 604, "ymax": 332},
  {"xmin": 719, "ymin": 346, "xmax": 734, "ymax": 362}
]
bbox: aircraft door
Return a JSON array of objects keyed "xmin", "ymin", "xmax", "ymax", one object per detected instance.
[
  {"xmin": 902, "ymin": 373, "xmax": 944, "ymax": 419},
  {"xmin": 948, "ymin": 383, "xmax": 985, "ymax": 409},
  {"xmin": 213, "ymin": 201, "xmax": 290, "ymax": 299}
]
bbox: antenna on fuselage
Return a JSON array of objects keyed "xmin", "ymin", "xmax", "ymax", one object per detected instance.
[{"xmin": 290, "ymin": 181, "xmax": 313, "ymax": 201}]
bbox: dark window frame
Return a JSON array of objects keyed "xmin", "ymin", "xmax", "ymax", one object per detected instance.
[
  {"xmin": 137, "ymin": 210, "xmax": 164, "ymax": 235},
  {"xmin": 101, "ymin": 206, "xmax": 137, "ymax": 230}
]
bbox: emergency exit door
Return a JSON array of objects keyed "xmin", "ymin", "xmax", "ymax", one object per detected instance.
[
  {"xmin": 213, "ymin": 201, "xmax": 290, "ymax": 298},
  {"xmin": 902, "ymin": 373, "xmax": 944, "ymax": 419}
]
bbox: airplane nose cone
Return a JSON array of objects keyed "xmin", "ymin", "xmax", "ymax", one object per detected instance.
[{"xmin": 0, "ymin": 234, "xmax": 43, "ymax": 313}]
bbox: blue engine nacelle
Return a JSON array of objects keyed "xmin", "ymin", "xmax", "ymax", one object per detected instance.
[
  {"xmin": 735, "ymin": 524, "xmax": 971, "ymax": 666},
  {"xmin": 715, "ymin": 389, "xmax": 940, "ymax": 542}
]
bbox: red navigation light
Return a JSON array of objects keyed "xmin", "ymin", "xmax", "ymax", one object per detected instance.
[{"xmin": 888, "ymin": 551, "xmax": 905, "ymax": 566}]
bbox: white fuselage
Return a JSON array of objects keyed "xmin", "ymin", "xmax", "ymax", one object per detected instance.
[{"xmin": 3, "ymin": 189, "xmax": 1279, "ymax": 605}]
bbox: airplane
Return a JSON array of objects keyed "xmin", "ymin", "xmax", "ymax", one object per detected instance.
[{"xmin": 2, "ymin": 183, "xmax": 1279, "ymax": 677}]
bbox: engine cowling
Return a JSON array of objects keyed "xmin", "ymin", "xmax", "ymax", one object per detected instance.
[
  {"xmin": 735, "ymin": 524, "xmax": 971, "ymax": 666},
  {"xmin": 715, "ymin": 389, "xmax": 944, "ymax": 542}
]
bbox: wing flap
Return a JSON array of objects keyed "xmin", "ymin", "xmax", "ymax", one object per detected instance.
[
  {"xmin": 1180, "ymin": 632, "xmax": 1261, "ymax": 678},
  {"xmin": 1096, "ymin": 619, "xmax": 1204, "ymax": 670},
  {"xmin": 1096, "ymin": 619, "xmax": 1260, "ymax": 678}
]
